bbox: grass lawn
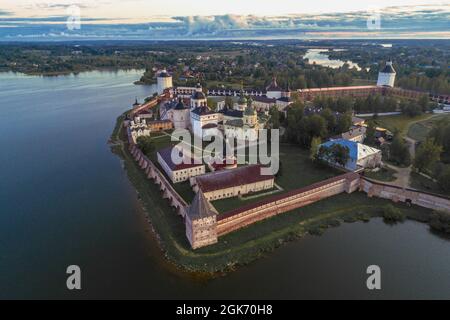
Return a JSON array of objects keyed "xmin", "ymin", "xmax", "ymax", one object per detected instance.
[
  {"xmin": 408, "ymin": 114, "xmax": 450, "ymax": 142},
  {"xmin": 276, "ymin": 144, "xmax": 341, "ymax": 191},
  {"xmin": 371, "ymin": 113, "xmax": 433, "ymax": 136},
  {"xmin": 410, "ymin": 172, "xmax": 449, "ymax": 196},
  {"xmin": 173, "ymin": 181, "xmax": 196, "ymax": 204},
  {"xmin": 364, "ymin": 166, "xmax": 397, "ymax": 182}
]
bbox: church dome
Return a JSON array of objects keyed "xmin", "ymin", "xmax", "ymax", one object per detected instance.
[
  {"xmin": 192, "ymin": 83, "xmax": 206, "ymax": 100},
  {"xmin": 238, "ymin": 90, "xmax": 247, "ymax": 105},
  {"xmin": 174, "ymin": 98, "xmax": 187, "ymax": 110},
  {"xmin": 158, "ymin": 70, "xmax": 171, "ymax": 78},
  {"xmin": 192, "ymin": 91, "xmax": 206, "ymax": 100}
]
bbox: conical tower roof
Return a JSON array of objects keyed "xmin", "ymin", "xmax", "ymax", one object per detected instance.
[
  {"xmin": 244, "ymin": 97, "xmax": 256, "ymax": 116},
  {"xmin": 238, "ymin": 88, "xmax": 247, "ymax": 105},
  {"xmin": 187, "ymin": 190, "xmax": 218, "ymax": 219}
]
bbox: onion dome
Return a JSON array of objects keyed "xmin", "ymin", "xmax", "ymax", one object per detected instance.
[
  {"xmin": 174, "ymin": 98, "xmax": 186, "ymax": 110},
  {"xmin": 238, "ymin": 89, "xmax": 247, "ymax": 105},
  {"xmin": 192, "ymin": 83, "xmax": 206, "ymax": 100},
  {"xmin": 158, "ymin": 69, "xmax": 171, "ymax": 78}
]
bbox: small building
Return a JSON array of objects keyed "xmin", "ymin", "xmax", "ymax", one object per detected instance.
[
  {"xmin": 129, "ymin": 117, "xmax": 151, "ymax": 143},
  {"xmin": 147, "ymin": 120, "xmax": 173, "ymax": 132},
  {"xmin": 352, "ymin": 116, "xmax": 366, "ymax": 127},
  {"xmin": 252, "ymin": 96, "xmax": 276, "ymax": 112},
  {"xmin": 319, "ymin": 139, "xmax": 382, "ymax": 172},
  {"xmin": 157, "ymin": 146, "xmax": 206, "ymax": 183},
  {"xmin": 332, "ymin": 126, "xmax": 367, "ymax": 143},
  {"xmin": 191, "ymin": 164, "xmax": 275, "ymax": 201},
  {"xmin": 185, "ymin": 190, "xmax": 218, "ymax": 249}
]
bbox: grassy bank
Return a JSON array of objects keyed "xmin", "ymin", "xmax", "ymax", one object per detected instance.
[
  {"xmin": 111, "ymin": 114, "xmax": 435, "ymax": 273},
  {"xmin": 364, "ymin": 166, "xmax": 397, "ymax": 182},
  {"xmin": 408, "ymin": 114, "xmax": 450, "ymax": 142}
]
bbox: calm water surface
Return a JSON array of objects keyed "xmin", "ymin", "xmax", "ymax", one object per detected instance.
[
  {"xmin": 304, "ymin": 49, "xmax": 364, "ymax": 71},
  {"xmin": 0, "ymin": 70, "xmax": 449, "ymax": 299}
]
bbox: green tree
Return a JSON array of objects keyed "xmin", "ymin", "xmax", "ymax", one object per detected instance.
[
  {"xmin": 335, "ymin": 112, "xmax": 352, "ymax": 134},
  {"xmin": 382, "ymin": 204, "xmax": 406, "ymax": 224},
  {"xmin": 269, "ymin": 106, "xmax": 280, "ymax": 129},
  {"xmin": 320, "ymin": 108, "xmax": 337, "ymax": 134},
  {"xmin": 310, "ymin": 136, "xmax": 322, "ymax": 162},
  {"xmin": 365, "ymin": 120, "xmax": 377, "ymax": 145},
  {"xmin": 318, "ymin": 144, "xmax": 350, "ymax": 167},
  {"xmin": 437, "ymin": 166, "xmax": 450, "ymax": 192},
  {"xmin": 136, "ymin": 136, "xmax": 154, "ymax": 156},
  {"xmin": 414, "ymin": 138, "xmax": 443, "ymax": 173},
  {"xmin": 389, "ymin": 135, "xmax": 411, "ymax": 166}
]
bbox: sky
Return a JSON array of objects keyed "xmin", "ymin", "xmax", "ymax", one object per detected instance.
[{"xmin": 0, "ymin": 0, "xmax": 449, "ymax": 40}]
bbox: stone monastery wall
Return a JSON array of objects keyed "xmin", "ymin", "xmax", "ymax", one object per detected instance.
[
  {"xmin": 125, "ymin": 122, "xmax": 450, "ymax": 249},
  {"xmin": 129, "ymin": 144, "xmax": 188, "ymax": 217},
  {"xmin": 216, "ymin": 173, "xmax": 360, "ymax": 237},
  {"xmin": 361, "ymin": 178, "xmax": 450, "ymax": 212}
]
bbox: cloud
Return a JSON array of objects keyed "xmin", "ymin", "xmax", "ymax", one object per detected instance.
[
  {"xmin": 0, "ymin": 10, "xmax": 12, "ymax": 16},
  {"xmin": 1, "ymin": 4, "xmax": 449, "ymax": 40}
]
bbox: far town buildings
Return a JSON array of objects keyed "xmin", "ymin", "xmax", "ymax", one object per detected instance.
[
  {"xmin": 157, "ymin": 146, "xmax": 206, "ymax": 183},
  {"xmin": 319, "ymin": 139, "xmax": 382, "ymax": 172}
]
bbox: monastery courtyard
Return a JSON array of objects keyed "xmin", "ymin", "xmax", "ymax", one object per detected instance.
[{"xmin": 139, "ymin": 129, "xmax": 341, "ymax": 214}]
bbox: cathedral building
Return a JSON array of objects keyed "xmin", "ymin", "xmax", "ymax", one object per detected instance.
[{"xmin": 166, "ymin": 98, "xmax": 190, "ymax": 130}]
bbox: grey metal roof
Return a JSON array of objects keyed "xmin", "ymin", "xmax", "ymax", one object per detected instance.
[
  {"xmin": 187, "ymin": 191, "xmax": 218, "ymax": 219},
  {"xmin": 380, "ymin": 63, "xmax": 396, "ymax": 74}
]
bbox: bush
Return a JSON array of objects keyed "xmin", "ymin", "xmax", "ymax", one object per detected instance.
[
  {"xmin": 429, "ymin": 211, "xmax": 450, "ymax": 234},
  {"xmin": 382, "ymin": 204, "xmax": 406, "ymax": 224}
]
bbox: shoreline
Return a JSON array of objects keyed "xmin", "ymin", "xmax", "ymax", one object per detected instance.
[
  {"xmin": 0, "ymin": 67, "xmax": 146, "ymax": 78},
  {"xmin": 110, "ymin": 111, "xmax": 444, "ymax": 274}
]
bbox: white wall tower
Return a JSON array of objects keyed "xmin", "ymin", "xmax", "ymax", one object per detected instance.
[
  {"xmin": 157, "ymin": 70, "xmax": 173, "ymax": 94},
  {"xmin": 377, "ymin": 61, "xmax": 396, "ymax": 87}
]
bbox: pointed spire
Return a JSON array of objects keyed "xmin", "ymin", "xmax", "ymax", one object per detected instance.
[
  {"xmin": 238, "ymin": 81, "xmax": 247, "ymax": 105},
  {"xmin": 188, "ymin": 190, "xmax": 218, "ymax": 219}
]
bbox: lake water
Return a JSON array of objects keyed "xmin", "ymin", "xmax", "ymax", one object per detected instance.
[
  {"xmin": 1, "ymin": 70, "xmax": 449, "ymax": 299},
  {"xmin": 304, "ymin": 49, "xmax": 363, "ymax": 71}
]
